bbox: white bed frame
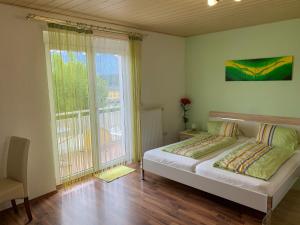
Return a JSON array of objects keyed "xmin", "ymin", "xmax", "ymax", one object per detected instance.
[{"xmin": 142, "ymin": 111, "xmax": 300, "ymax": 225}]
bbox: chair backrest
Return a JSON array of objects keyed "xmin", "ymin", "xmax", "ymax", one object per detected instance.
[{"xmin": 7, "ymin": 136, "xmax": 30, "ymax": 195}]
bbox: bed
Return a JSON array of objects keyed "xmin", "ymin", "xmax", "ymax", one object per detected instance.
[
  {"xmin": 142, "ymin": 111, "xmax": 300, "ymax": 225},
  {"xmin": 143, "ymin": 136, "xmax": 249, "ymax": 172}
]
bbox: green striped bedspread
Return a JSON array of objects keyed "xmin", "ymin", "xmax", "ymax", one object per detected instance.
[
  {"xmin": 214, "ymin": 142, "xmax": 295, "ymax": 180},
  {"xmin": 162, "ymin": 132, "xmax": 236, "ymax": 159}
]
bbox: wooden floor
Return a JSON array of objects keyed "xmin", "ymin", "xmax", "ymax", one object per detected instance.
[
  {"xmin": 271, "ymin": 189, "xmax": 300, "ymax": 225},
  {"xmin": 0, "ymin": 166, "xmax": 264, "ymax": 225}
]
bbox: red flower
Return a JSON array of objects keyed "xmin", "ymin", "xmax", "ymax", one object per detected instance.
[{"xmin": 180, "ymin": 98, "xmax": 191, "ymax": 105}]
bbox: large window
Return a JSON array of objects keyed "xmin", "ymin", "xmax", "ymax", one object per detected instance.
[
  {"xmin": 44, "ymin": 29, "xmax": 132, "ymax": 183},
  {"xmin": 94, "ymin": 53, "xmax": 126, "ymax": 165}
]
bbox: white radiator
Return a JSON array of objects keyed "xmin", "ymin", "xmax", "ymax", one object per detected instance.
[{"xmin": 141, "ymin": 107, "xmax": 163, "ymax": 153}]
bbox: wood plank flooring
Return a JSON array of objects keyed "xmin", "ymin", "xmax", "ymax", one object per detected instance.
[
  {"xmin": 271, "ymin": 189, "xmax": 300, "ymax": 225},
  {"xmin": 0, "ymin": 166, "xmax": 264, "ymax": 225}
]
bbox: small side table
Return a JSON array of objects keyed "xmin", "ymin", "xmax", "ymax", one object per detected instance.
[{"xmin": 179, "ymin": 130, "xmax": 203, "ymax": 141}]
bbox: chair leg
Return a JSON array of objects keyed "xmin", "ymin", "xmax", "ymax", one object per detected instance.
[
  {"xmin": 11, "ymin": 199, "xmax": 18, "ymax": 213},
  {"xmin": 24, "ymin": 197, "xmax": 32, "ymax": 222},
  {"xmin": 141, "ymin": 169, "xmax": 145, "ymax": 180}
]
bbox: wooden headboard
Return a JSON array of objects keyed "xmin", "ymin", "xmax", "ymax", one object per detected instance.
[{"xmin": 209, "ymin": 111, "xmax": 300, "ymax": 138}]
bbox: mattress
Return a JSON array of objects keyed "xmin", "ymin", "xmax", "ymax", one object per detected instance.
[
  {"xmin": 143, "ymin": 136, "xmax": 249, "ymax": 172},
  {"xmin": 195, "ymin": 144, "xmax": 300, "ymax": 195}
]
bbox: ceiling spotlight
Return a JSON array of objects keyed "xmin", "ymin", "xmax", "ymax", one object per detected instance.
[
  {"xmin": 208, "ymin": 0, "xmax": 219, "ymax": 6},
  {"xmin": 208, "ymin": 0, "xmax": 242, "ymax": 6}
]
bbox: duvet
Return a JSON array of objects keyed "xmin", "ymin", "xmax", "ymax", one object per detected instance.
[
  {"xmin": 214, "ymin": 142, "xmax": 295, "ymax": 180},
  {"xmin": 162, "ymin": 132, "xmax": 236, "ymax": 159}
]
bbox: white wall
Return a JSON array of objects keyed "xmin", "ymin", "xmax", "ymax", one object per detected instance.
[
  {"xmin": 0, "ymin": 3, "xmax": 185, "ymax": 205},
  {"xmin": 0, "ymin": 4, "xmax": 57, "ymax": 204},
  {"xmin": 142, "ymin": 33, "xmax": 185, "ymax": 144}
]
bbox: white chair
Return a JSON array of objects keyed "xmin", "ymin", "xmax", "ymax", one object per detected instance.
[{"xmin": 0, "ymin": 136, "xmax": 32, "ymax": 222}]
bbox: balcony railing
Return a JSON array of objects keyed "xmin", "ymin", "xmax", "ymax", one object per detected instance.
[{"xmin": 55, "ymin": 104, "xmax": 125, "ymax": 178}]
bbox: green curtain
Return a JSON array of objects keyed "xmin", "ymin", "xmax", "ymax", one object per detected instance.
[
  {"xmin": 129, "ymin": 36, "xmax": 142, "ymax": 163},
  {"xmin": 46, "ymin": 25, "xmax": 95, "ymax": 184}
]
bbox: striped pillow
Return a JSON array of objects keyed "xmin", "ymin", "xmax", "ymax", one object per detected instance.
[
  {"xmin": 207, "ymin": 121, "xmax": 238, "ymax": 137},
  {"xmin": 256, "ymin": 124, "xmax": 277, "ymax": 146},
  {"xmin": 256, "ymin": 123, "xmax": 298, "ymax": 149},
  {"xmin": 219, "ymin": 122, "xmax": 238, "ymax": 137}
]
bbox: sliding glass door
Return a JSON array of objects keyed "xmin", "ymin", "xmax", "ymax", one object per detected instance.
[
  {"xmin": 94, "ymin": 53, "xmax": 127, "ymax": 167},
  {"xmin": 45, "ymin": 30, "xmax": 131, "ymax": 183}
]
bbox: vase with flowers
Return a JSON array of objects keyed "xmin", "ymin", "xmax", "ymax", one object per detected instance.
[{"xmin": 180, "ymin": 97, "xmax": 191, "ymax": 130}]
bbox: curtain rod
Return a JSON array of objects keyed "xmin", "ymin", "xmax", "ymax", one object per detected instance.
[{"xmin": 26, "ymin": 14, "xmax": 144, "ymax": 38}]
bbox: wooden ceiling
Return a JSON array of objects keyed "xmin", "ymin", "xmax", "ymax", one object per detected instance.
[{"xmin": 2, "ymin": 0, "xmax": 300, "ymax": 36}]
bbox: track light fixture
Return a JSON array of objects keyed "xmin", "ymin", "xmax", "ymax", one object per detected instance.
[{"xmin": 208, "ymin": 0, "xmax": 242, "ymax": 7}]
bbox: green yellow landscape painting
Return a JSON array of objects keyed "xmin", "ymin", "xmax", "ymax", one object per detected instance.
[{"xmin": 225, "ymin": 56, "xmax": 293, "ymax": 81}]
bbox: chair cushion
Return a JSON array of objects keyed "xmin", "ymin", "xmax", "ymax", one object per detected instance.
[{"xmin": 0, "ymin": 178, "xmax": 25, "ymax": 203}]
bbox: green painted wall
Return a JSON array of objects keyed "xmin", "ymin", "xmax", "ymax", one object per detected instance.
[{"xmin": 185, "ymin": 19, "xmax": 300, "ymax": 130}]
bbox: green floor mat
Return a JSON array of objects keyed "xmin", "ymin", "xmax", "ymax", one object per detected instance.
[{"xmin": 94, "ymin": 165, "xmax": 135, "ymax": 183}]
